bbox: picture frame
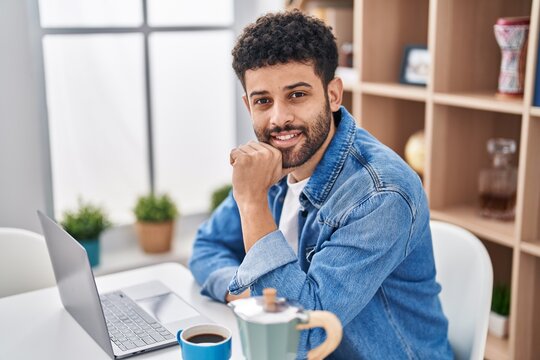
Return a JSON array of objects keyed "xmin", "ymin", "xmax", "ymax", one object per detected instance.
[{"xmin": 399, "ymin": 45, "xmax": 430, "ymax": 86}]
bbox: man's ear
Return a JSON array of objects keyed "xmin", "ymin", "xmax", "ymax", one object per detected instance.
[
  {"xmin": 327, "ymin": 77, "xmax": 343, "ymax": 112},
  {"xmin": 242, "ymin": 94, "xmax": 252, "ymax": 115}
]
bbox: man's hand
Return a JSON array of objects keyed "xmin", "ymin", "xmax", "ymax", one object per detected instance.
[
  {"xmin": 229, "ymin": 141, "xmax": 289, "ymax": 206},
  {"xmin": 225, "ymin": 289, "xmax": 250, "ymax": 303},
  {"xmin": 229, "ymin": 141, "xmax": 291, "ymax": 252}
]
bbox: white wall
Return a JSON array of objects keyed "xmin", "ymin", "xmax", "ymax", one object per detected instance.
[{"xmin": 0, "ymin": 0, "xmax": 53, "ymax": 232}]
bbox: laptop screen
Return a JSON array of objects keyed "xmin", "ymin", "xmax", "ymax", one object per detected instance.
[{"xmin": 38, "ymin": 211, "xmax": 114, "ymax": 357}]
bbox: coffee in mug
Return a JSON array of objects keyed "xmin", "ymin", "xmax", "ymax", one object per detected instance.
[
  {"xmin": 177, "ymin": 323, "xmax": 231, "ymax": 360},
  {"xmin": 186, "ymin": 333, "xmax": 226, "ymax": 344}
]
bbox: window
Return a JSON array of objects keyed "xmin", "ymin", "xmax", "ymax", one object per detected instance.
[
  {"xmin": 38, "ymin": 0, "xmax": 235, "ymax": 222},
  {"xmin": 150, "ymin": 31, "xmax": 234, "ymax": 214},
  {"xmin": 39, "ymin": 0, "xmax": 143, "ymax": 27}
]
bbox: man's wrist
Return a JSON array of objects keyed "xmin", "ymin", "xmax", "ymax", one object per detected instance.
[
  {"xmin": 236, "ymin": 198, "xmax": 277, "ymax": 252},
  {"xmin": 236, "ymin": 195, "xmax": 269, "ymax": 214},
  {"xmin": 225, "ymin": 289, "xmax": 250, "ymax": 303}
]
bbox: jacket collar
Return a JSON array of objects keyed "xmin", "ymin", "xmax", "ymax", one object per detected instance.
[{"xmin": 302, "ymin": 106, "xmax": 356, "ymax": 209}]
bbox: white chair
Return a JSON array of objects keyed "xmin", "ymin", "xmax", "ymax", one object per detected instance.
[
  {"xmin": 430, "ymin": 220, "xmax": 493, "ymax": 360},
  {"xmin": 0, "ymin": 227, "xmax": 56, "ymax": 297}
]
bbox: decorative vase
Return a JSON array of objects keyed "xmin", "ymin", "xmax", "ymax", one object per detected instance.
[
  {"xmin": 488, "ymin": 311, "xmax": 509, "ymax": 338},
  {"xmin": 79, "ymin": 238, "xmax": 100, "ymax": 267},
  {"xmin": 494, "ymin": 17, "xmax": 530, "ymax": 97},
  {"xmin": 135, "ymin": 221, "xmax": 174, "ymax": 253},
  {"xmin": 404, "ymin": 130, "xmax": 425, "ymax": 179}
]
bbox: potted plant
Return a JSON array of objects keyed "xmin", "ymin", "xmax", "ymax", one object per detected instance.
[
  {"xmin": 61, "ymin": 200, "xmax": 111, "ymax": 268},
  {"xmin": 489, "ymin": 284, "xmax": 511, "ymax": 338},
  {"xmin": 134, "ymin": 193, "xmax": 178, "ymax": 253},
  {"xmin": 210, "ymin": 184, "xmax": 232, "ymax": 212}
]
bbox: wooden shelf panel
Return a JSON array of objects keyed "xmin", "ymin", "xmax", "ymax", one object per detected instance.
[
  {"xmin": 514, "ymin": 253, "xmax": 540, "ymax": 358},
  {"xmin": 336, "ymin": 66, "xmax": 360, "ymax": 92},
  {"xmin": 432, "ymin": 0, "xmax": 532, "ymax": 93},
  {"xmin": 433, "ymin": 92, "xmax": 524, "ymax": 114},
  {"xmin": 361, "ymin": 82, "xmax": 427, "ymax": 102},
  {"xmin": 430, "ymin": 205, "xmax": 516, "ymax": 247},
  {"xmin": 343, "ymin": 83, "xmax": 360, "ymax": 92},
  {"xmin": 485, "ymin": 333, "xmax": 510, "ymax": 360},
  {"xmin": 530, "ymin": 107, "xmax": 540, "ymax": 117},
  {"xmin": 428, "ymin": 106, "xmax": 522, "ymax": 225},
  {"xmin": 521, "ymin": 241, "xmax": 540, "ymax": 257},
  {"xmin": 361, "ymin": 0, "xmax": 429, "ymax": 83},
  {"xmin": 517, "ymin": 116, "xmax": 540, "ymax": 249},
  {"xmin": 342, "ymin": 91, "xmax": 353, "ymax": 116},
  {"xmin": 360, "ymin": 95, "xmax": 425, "ymax": 158}
]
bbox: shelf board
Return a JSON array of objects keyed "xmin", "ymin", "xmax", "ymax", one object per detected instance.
[
  {"xmin": 361, "ymin": 82, "xmax": 427, "ymax": 102},
  {"xmin": 484, "ymin": 333, "xmax": 510, "ymax": 360},
  {"xmin": 336, "ymin": 66, "xmax": 360, "ymax": 92},
  {"xmin": 520, "ymin": 241, "xmax": 540, "ymax": 257},
  {"xmin": 433, "ymin": 92, "xmax": 524, "ymax": 115},
  {"xmin": 530, "ymin": 107, "xmax": 540, "ymax": 117},
  {"xmin": 343, "ymin": 82, "xmax": 361, "ymax": 92},
  {"xmin": 430, "ymin": 205, "xmax": 515, "ymax": 247}
]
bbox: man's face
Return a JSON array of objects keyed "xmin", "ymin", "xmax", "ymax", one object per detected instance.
[{"xmin": 243, "ymin": 62, "xmax": 337, "ymax": 169}]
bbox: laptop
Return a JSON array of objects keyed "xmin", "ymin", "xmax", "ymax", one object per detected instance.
[{"xmin": 37, "ymin": 211, "xmax": 209, "ymax": 359}]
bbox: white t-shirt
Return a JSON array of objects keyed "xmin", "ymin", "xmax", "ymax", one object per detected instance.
[{"xmin": 279, "ymin": 174, "xmax": 310, "ymax": 254}]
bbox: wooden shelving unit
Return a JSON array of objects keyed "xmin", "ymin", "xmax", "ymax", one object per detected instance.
[
  {"xmin": 485, "ymin": 333, "xmax": 511, "ymax": 360},
  {"xmin": 529, "ymin": 106, "xmax": 540, "ymax": 116},
  {"xmin": 362, "ymin": 82, "xmax": 427, "ymax": 101},
  {"xmin": 521, "ymin": 242, "xmax": 540, "ymax": 257},
  {"xmin": 433, "ymin": 92, "xmax": 524, "ymax": 115},
  {"xmin": 294, "ymin": 0, "xmax": 540, "ymax": 358},
  {"xmin": 430, "ymin": 206, "xmax": 515, "ymax": 247}
]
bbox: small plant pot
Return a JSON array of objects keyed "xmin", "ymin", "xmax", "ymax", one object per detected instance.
[
  {"xmin": 489, "ymin": 311, "xmax": 509, "ymax": 338},
  {"xmin": 135, "ymin": 221, "xmax": 174, "ymax": 253},
  {"xmin": 79, "ymin": 238, "xmax": 100, "ymax": 267}
]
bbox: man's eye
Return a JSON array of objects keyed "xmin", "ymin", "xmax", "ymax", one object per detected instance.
[
  {"xmin": 255, "ymin": 98, "xmax": 271, "ymax": 105},
  {"xmin": 290, "ymin": 92, "xmax": 306, "ymax": 99}
]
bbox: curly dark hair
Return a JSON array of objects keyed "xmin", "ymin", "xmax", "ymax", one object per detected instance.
[{"xmin": 232, "ymin": 10, "xmax": 338, "ymax": 90}]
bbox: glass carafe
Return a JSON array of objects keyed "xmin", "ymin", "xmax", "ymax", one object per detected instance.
[{"xmin": 478, "ymin": 138, "xmax": 517, "ymax": 221}]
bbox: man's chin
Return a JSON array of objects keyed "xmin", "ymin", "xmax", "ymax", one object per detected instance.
[
  {"xmin": 282, "ymin": 155, "xmax": 309, "ymax": 169},
  {"xmin": 282, "ymin": 163, "xmax": 299, "ymax": 170}
]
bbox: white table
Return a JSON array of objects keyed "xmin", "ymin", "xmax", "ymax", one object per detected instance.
[{"xmin": 0, "ymin": 263, "xmax": 243, "ymax": 359}]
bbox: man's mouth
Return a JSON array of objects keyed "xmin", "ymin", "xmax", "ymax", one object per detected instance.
[{"xmin": 270, "ymin": 130, "xmax": 303, "ymax": 148}]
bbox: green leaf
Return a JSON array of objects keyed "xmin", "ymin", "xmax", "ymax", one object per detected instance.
[
  {"xmin": 210, "ymin": 184, "xmax": 232, "ymax": 212},
  {"xmin": 134, "ymin": 193, "xmax": 178, "ymax": 222},
  {"xmin": 491, "ymin": 283, "xmax": 511, "ymax": 316},
  {"xmin": 60, "ymin": 199, "xmax": 111, "ymax": 241}
]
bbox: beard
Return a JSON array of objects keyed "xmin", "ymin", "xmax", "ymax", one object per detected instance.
[{"xmin": 254, "ymin": 102, "xmax": 332, "ymax": 169}]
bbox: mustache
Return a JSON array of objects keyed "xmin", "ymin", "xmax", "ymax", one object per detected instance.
[{"xmin": 262, "ymin": 124, "xmax": 308, "ymax": 141}]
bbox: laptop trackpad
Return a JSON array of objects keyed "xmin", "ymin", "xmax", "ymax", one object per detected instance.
[
  {"xmin": 136, "ymin": 292, "xmax": 200, "ymax": 324},
  {"xmin": 122, "ymin": 281, "xmax": 200, "ymax": 324}
]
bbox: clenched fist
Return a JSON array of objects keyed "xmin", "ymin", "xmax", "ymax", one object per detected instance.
[{"xmin": 229, "ymin": 141, "xmax": 290, "ymax": 207}]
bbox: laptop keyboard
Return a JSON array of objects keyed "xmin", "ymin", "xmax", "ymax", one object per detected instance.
[{"xmin": 100, "ymin": 291, "xmax": 175, "ymax": 352}]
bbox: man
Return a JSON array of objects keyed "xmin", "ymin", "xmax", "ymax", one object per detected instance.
[{"xmin": 190, "ymin": 10, "xmax": 452, "ymax": 359}]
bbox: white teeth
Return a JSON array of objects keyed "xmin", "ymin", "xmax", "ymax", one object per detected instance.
[{"xmin": 276, "ymin": 134, "xmax": 297, "ymax": 140}]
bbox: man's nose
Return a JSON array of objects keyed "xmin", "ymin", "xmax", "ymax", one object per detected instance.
[{"xmin": 270, "ymin": 100, "xmax": 293, "ymax": 129}]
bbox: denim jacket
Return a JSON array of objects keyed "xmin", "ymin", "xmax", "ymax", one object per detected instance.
[{"xmin": 189, "ymin": 107, "xmax": 453, "ymax": 359}]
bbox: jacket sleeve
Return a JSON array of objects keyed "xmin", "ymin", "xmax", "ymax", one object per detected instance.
[
  {"xmin": 188, "ymin": 191, "xmax": 246, "ymax": 302},
  {"xmin": 228, "ymin": 191, "xmax": 423, "ymax": 357}
]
